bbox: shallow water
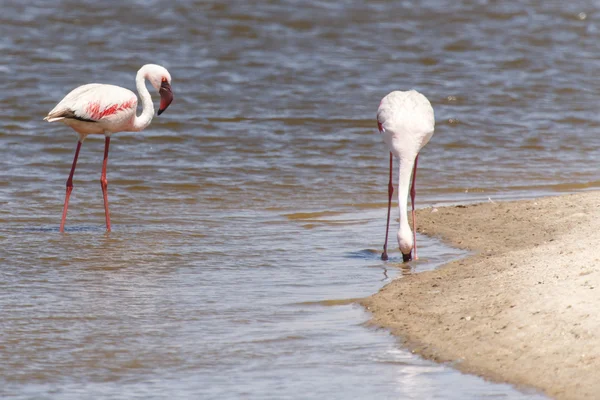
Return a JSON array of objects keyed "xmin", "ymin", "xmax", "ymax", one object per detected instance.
[{"xmin": 2, "ymin": 0, "xmax": 599, "ymax": 398}]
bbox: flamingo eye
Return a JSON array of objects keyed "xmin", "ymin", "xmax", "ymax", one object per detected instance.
[{"xmin": 161, "ymin": 77, "xmax": 167, "ymax": 83}]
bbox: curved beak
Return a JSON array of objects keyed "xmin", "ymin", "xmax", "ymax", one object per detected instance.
[{"xmin": 158, "ymin": 81, "xmax": 173, "ymax": 116}]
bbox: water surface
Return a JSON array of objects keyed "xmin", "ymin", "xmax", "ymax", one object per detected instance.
[{"xmin": 2, "ymin": 0, "xmax": 599, "ymax": 398}]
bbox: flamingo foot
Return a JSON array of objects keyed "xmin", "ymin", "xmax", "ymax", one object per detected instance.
[{"xmin": 381, "ymin": 251, "xmax": 389, "ymax": 261}]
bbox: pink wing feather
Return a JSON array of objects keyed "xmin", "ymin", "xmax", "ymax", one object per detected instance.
[{"xmin": 45, "ymin": 84, "xmax": 137, "ymax": 122}]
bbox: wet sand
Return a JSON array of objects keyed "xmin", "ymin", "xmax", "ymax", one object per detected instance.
[{"xmin": 362, "ymin": 192, "xmax": 600, "ymax": 400}]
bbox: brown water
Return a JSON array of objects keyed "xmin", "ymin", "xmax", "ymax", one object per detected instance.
[{"xmin": 2, "ymin": 0, "xmax": 599, "ymax": 398}]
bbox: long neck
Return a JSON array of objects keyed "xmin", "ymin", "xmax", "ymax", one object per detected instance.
[
  {"xmin": 131, "ymin": 70, "xmax": 154, "ymax": 132},
  {"xmin": 397, "ymin": 155, "xmax": 416, "ymax": 251}
]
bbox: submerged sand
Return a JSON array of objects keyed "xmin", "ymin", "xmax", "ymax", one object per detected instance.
[{"xmin": 362, "ymin": 192, "xmax": 600, "ymax": 400}]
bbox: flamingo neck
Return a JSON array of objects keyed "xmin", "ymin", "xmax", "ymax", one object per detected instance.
[
  {"xmin": 397, "ymin": 155, "xmax": 416, "ymax": 254},
  {"xmin": 131, "ymin": 68, "xmax": 155, "ymax": 132}
]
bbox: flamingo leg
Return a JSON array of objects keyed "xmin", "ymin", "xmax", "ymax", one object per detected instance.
[
  {"xmin": 381, "ymin": 152, "xmax": 394, "ymax": 261},
  {"xmin": 60, "ymin": 140, "xmax": 83, "ymax": 233},
  {"xmin": 410, "ymin": 154, "xmax": 419, "ymax": 260},
  {"xmin": 100, "ymin": 136, "xmax": 112, "ymax": 232}
]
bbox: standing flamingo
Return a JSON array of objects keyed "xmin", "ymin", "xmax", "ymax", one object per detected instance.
[
  {"xmin": 377, "ymin": 90, "xmax": 435, "ymax": 262},
  {"xmin": 44, "ymin": 64, "xmax": 174, "ymax": 233}
]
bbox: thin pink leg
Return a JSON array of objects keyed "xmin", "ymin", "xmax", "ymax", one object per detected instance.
[
  {"xmin": 381, "ymin": 152, "xmax": 394, "ymax": 261},
  {"xmin": 101, "ymin": 136, "xmax": 111, "ymax": 232},
  {"xmin": 410, "ymin": 154, "xmax": 419, "ymax": 260},
  {"xmin": 60, "ymin": 141, "xmax": 83, "ymax": 233}
]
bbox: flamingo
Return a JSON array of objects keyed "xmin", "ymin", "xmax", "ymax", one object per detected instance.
[
  {"xmin": 44, "ymin": 64, "xmax": 174, "ymax": 233},
  {"xmin": 377, "ymin": 90, "xmax": 435, "ymax": 262}
]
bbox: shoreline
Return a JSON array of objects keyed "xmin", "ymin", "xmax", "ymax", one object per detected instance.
[{"xmin": 362, "ymin": 191, "xmax": 600, "ymax": 400}]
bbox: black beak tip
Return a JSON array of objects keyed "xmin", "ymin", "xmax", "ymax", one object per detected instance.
[
  {"xmin": 402, "ymin": 252, "xmax": 412, "ymax": 263},
  {"xmin": 157, "ymin": 108, "xmax": 164, "ymax": 116}
]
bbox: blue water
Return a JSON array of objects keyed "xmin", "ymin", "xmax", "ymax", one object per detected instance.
[{"xmin": 5, "ymin": 0, "xmax": 599, "ymax": 398}]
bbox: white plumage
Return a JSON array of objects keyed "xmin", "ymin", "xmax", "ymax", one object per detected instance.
[
  {"xmin": 45, "ymin": 84, "xmax": 138, "ymax": 134},
  {"xmin": 44, "ymin": 64, "xmax": 174, "ymax": 232},
  {"xmin": 377, "ymin": 90, "xmax": 435, "ymax": 261},
  {"xmin": 45, "ymin": 64, "xmax": 172, "ymax": 138}
]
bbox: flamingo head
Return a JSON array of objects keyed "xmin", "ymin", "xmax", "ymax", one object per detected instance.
[
  {"xmin": 143, "ymin": 64, "xmax": 174, "ymax": 115},
  {"xmin": 397, "ymin": 230, "xmax": 413, "ymax": 262}
]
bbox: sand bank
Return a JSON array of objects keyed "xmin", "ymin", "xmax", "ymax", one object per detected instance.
[{"xmin": 362, "ymin": 192, "xmax": 600, "ymax": 399}]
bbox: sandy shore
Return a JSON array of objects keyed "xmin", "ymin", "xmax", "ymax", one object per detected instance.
[{"xmin": 362, "ymin": 192, "xmax": 600, "ymax": 400}]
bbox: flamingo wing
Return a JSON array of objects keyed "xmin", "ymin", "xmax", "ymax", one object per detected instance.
[{"xmin": 45, "ymin": 84, "xmax": 137, "ymax": 123}]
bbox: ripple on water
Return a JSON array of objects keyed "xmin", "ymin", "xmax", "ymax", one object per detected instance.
[{"xmin": 0, "ymin": 0, "xmax": 591, "ymax": 399}]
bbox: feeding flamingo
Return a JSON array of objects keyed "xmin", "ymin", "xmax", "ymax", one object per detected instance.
[
  {"xmin": 44, "ymin": 64, "xmax": 174, "ymax": 233},
  {"xmin": 377, "ymin": 90, "xmax": 435, "ymax": 262}
]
